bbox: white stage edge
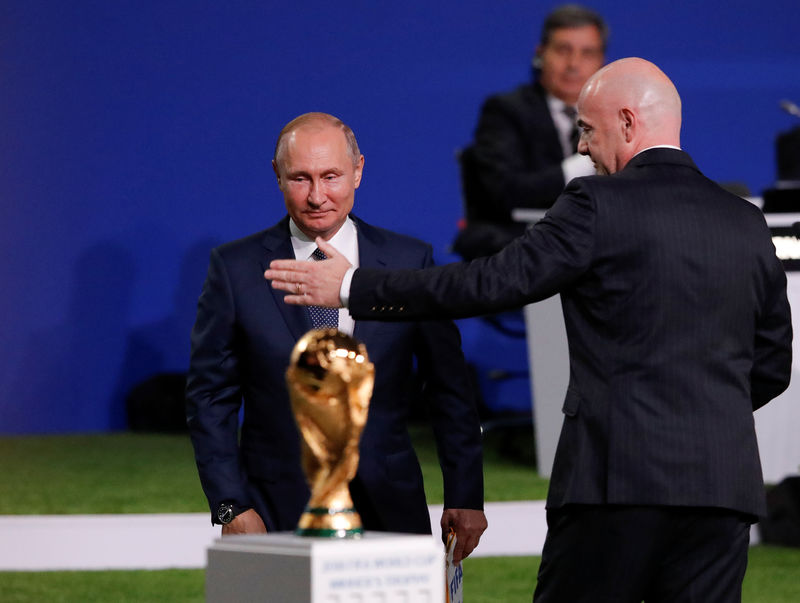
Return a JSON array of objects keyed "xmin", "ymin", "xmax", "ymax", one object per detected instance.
[{"xmin": 0, "ymin": 501, "xmax": 547, "ymax": 571}]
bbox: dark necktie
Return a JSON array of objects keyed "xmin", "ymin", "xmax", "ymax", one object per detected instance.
[
  {"xmin": 308, "ymin": 248, "xmax": 339, "ymax": 329},
  {"xmin": 564, "ymin": 105, "xmax": 579, "ymax": 153}
]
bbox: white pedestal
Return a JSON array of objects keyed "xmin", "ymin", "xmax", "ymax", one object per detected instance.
[
  {"xmin": 524, "ymin": 295, "xmax": 568, "ymax": 478},
  {"xmin": 206, "ymin": 532, "xmax": 444, "ymax": 603}
]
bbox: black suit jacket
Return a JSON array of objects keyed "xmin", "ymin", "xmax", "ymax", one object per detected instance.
[
  {"xmin": 454, "ymin": 82, "xmax": 569, "ymax": 259},
  {"xmin": 352, "ymin": 149, "xmax": 792, "ymax": 517},
  {"xmin": 464, "ymin": 82, "xmax": 567, "ymax": 225},
  {"xmin": 186, "ymin": 215, "xmax": 483, "ymax": 532}
]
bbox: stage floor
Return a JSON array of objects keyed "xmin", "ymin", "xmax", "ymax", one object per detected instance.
[{"xmin": 0, "ymin": 501, "xmax": 548, "ymax": 571}]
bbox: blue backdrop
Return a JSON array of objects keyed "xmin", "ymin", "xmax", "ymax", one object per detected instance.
[{"xmin": 2, "ymin": 1, "xmax": 798, "ymax": 433}]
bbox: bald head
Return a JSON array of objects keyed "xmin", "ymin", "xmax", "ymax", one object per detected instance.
[
  {"xmin": 576, "ymin": 58, "xmax": 681, "ymax": 174},
  {"xmin": 274, "ymin": 112, "xmax": 361, "ymax": 172}
]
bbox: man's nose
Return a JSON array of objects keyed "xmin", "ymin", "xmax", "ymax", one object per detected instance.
[
  {"xmin": 566, "ymin": 50, "xmax": 580, "ymax": 70},
  {"xmin": 577, "ymin": 136, "xmax": 588, "ymax": 156},
  {"xmin": 307, "ymin": 180, "xmax": 324, "ymax": 206}
]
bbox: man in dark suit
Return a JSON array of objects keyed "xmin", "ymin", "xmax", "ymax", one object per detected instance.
[
  {"xmin": 266, "ymin": 60, "xmax": 793, "ymax": 602},
  {"xmin": 455, "ymin": 4, "xmax": 607, "ymax": 259},
  {"xmin": 186, "ymin": 112, "xmax": 486, "ymax": 563}
]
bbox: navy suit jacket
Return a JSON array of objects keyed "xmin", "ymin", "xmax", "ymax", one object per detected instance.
[
  {"xmin": 351, "ymin": 149, "xmax": 792, "ymax": 518},
  {"xmin": 186, "ymin": 215, "xmax": 483, "ymax": 532}
]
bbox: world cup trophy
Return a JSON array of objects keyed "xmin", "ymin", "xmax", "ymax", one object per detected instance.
[{"xmin": 286, "ymin": 329, "xmax": 374, "ymax": 538}]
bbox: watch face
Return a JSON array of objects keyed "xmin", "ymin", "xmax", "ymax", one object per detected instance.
[{"xmin": 218, "ymin": 504, "xmax": 234, "ymax": 524}]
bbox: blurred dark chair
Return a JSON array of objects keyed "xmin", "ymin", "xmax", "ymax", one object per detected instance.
[
  {"xmin": 451, "ymin": 146, "xmax": 526, "ymax": 261},
  {"xmin": 777, "ymin": 126, "xmax": 800, "ymax": 182}
]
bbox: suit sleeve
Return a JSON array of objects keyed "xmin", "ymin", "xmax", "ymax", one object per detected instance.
[
  {"xmin": 751, "ymin": 252, "xmax": 793, "ymax": 410},
  {"xmin": 470, "ymin": 94, "xmax": 566, "ymax": 212},
  {"xmin": 412, "ymin": 246, "xmax": 484, "ymax": 510},
  {"xmin": 351, "ymin": 181, "xmax": 596, "ymax": 321},
  {"xmin": 185, "ymin": 248, "xmax": 253, "ymax": 522}
]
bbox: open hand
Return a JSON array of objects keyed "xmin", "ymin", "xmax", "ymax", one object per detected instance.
[{"xmin": 264, "ymin": 237, "xmax": 350, "ymax": 308}]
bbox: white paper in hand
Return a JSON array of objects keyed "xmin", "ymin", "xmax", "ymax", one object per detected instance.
[{"xmin": 445, "ymin": 529, "xmax": 463, "ymax": 603}]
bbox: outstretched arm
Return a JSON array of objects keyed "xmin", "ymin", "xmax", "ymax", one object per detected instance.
[{"xmin": 265, "ymin": 182, "xmax": 597, "ymax": 320}]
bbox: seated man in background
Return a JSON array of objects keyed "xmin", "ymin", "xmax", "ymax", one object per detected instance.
[
  {"xmin": 186, "ymin": 112, "xmax": 486, "ymax": 564},
  {"xmin": 454, "ymin": 4, "xmax": 607, "ymax": 258}
]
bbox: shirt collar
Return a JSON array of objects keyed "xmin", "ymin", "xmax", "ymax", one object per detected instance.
[
  {"xmin": 635, "ymin": 144, "xmax": 682, "ymax": 157},
  {"xmin": 288, "ymin": 216, "xmax": 357, "ymax": 261},
  {"xmin": 546, "ymin": 94, "xmax": 577, "ymax": 157}
]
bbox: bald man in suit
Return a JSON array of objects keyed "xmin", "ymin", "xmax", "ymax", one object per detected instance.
[{"xmin": 266, "ymin": 61, "xmax": 792, "ymax": 602}]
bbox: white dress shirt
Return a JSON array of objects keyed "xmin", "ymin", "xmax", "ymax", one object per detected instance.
[
  {"xmin": 289, "ymin": 216, "xmax": 358, "ymax": 335},
  {"xmin": 546, "ymin": 93, "xmax": 595, "ymax": 182}
]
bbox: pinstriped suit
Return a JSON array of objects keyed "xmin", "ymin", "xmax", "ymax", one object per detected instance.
[
  {"xmin": 350, "ymin": 148, "xmax": 792, "ymax": 518},
  {"xmin": 465, "ymin": 82, "xmax": 568, "ymax": 224},
  {"xmin": 348, "ymin": 148, "xmax": 792, "ymax": 599}
]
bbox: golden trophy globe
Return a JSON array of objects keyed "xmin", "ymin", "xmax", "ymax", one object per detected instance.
[{"xmin": 286, "ymin": 328, "xmax": 374, "ymax": 538}]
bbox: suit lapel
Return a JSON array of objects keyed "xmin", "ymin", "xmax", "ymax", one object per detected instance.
[{"xmin": 260, "ymin": 217, "xmax": 312, "ymax": 341}]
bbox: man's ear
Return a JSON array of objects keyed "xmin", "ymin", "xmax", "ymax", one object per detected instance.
[
  {"xmin": 353, "ymin": 155, "xmax": 365, "ymax": 189},
  {"xmin": 272, "ymin": 159, "xmax": 282, "ymax": 186},
  {"xmin": 532, "ymin": 46, "xmax": 543, "ymax": 70},
  {"xmin": 619, "ymin": 108, "xmax": 635, "ymax": 142}
]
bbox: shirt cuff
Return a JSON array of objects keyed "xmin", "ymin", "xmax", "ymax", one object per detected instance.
[
  {"xmin": 561, "ymin": 153, "xmax": 596, "ymax": 183},
  {"xmin": 340, "ymin": 267, "xmax": 355, "ymax": 308}
]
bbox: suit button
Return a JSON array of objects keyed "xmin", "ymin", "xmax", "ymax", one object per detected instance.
[
  {"xmin": 398, "ymin": 306, "xmax": 405, "ymax": 312},
  {"xmin": 371, "ymin": 306, "xmax": 378, "ymax": 311},
  {"xmin": 388, "ymin": 306, "xmax": 394, "ymax": 312}
]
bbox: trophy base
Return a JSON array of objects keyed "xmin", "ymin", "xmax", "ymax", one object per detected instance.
[
  {"xmin": 295, "ymin": 506, "xmax": 363, "ymax": 538},
  {"xmin": 206, "ymin": 532, "xmax": 445, "ymax": 602}
]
